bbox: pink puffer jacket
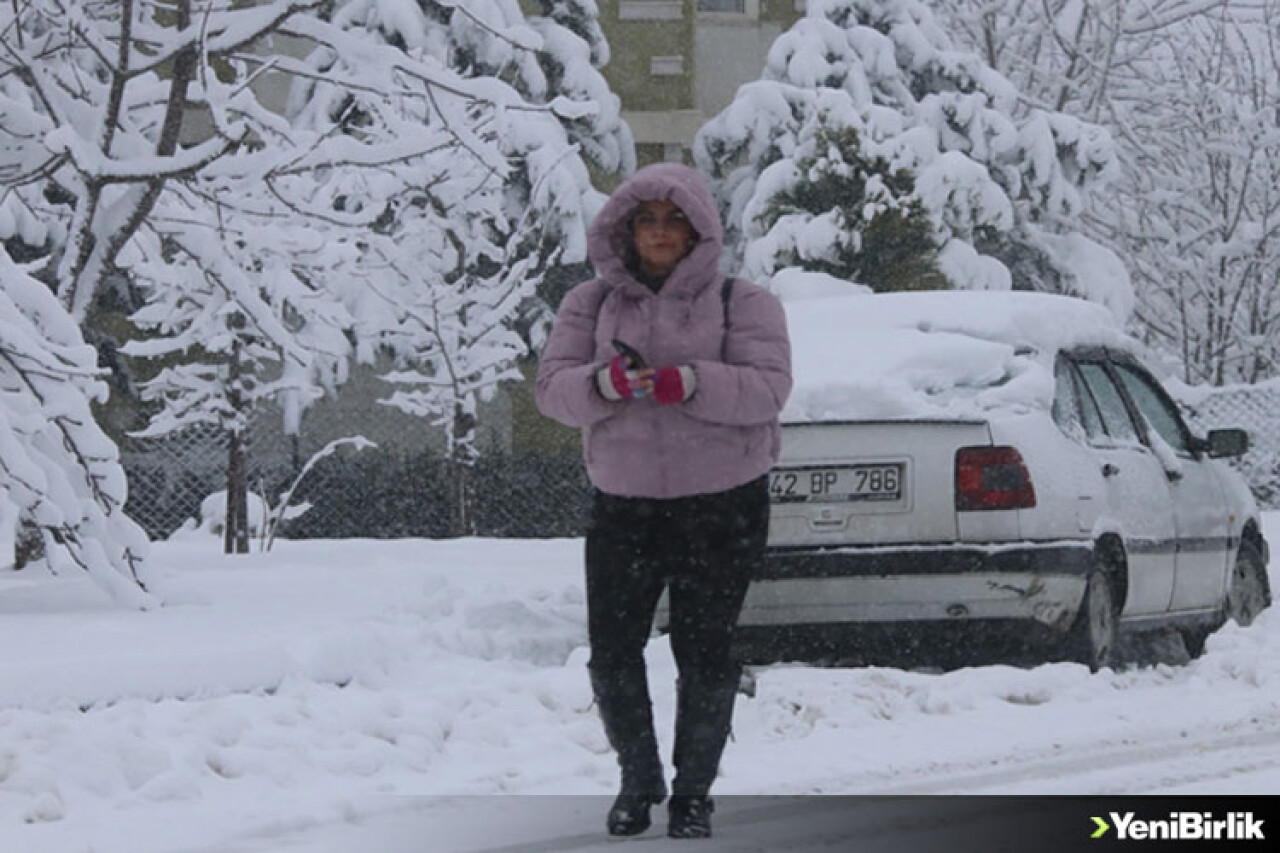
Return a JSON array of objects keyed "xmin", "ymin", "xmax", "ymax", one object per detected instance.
[{"xmin": 535, "ymin": 163, "xmax": 792, "ymax": 499}]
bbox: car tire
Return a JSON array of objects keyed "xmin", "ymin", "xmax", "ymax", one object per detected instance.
[
  {"xmin": 1225, "ymin": 538, "xmax": 1271, "ymax": 628},
  {"xmin": 1064, "ymin": 567, "xmax": 1118, "ymax": 672}
]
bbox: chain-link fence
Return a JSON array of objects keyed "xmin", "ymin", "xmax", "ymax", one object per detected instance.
[
  {"xmin": 120, "ymin": 415, "xmax": 292, "ymax": 540},
  {"xmin": 121, "ymin": 417, "xmax": 594, "ymax": 541},
  {"xmin": 283, "ymin": 448, "xmax": 593, "ymax": 539},
  {"xmin": 119, "ymin": 369, "xmax": 594, "ymax": 542},
  {"xmin": 1170, "ymin": 381, "xmax": 1280, "ymax": 509},
  {"xmin": 119, "ymin": 378, "xmax": 1280, "ymax": 543}
]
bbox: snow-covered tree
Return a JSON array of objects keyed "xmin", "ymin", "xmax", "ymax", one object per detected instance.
[
  {"xmin": 288, "ymin": 0, "xmax": 633, "ymax": 535},
  {"xmin": 1117, "ymin": 7, "xmax": 1280, "ymax": 384},
  {"xmin": 0, "ymin": 250, "xmax": 155, "ymax": 607},
  {"xmin": 925, "ymin": 0, "xmax": 1233, "ymax": 124},
  {"xmin": 737, "ymin": 106, "xmax": 948, "ymax": 292},
  {"xmin": 929, "ymin": 0, "xmax": 1280, "ymax": 385},
  {"xmin": 120, "ymin": 178, "xmax": 359, "ymax": 553},
  {"xmin": 0, "ymin": 1, "xmax": 328, "ymax": 323},
  {"xmin": 695, "ymin": 0, "xmax": 1128, "ymax": 316},
  {"xmin": 2, "ymin": 1, "xmax": 598, "ymax": 560}
]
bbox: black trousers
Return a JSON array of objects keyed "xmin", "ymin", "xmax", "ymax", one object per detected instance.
[{"xmin": 584, "ymin": 475, "xmax": 769, "ymax": 687}]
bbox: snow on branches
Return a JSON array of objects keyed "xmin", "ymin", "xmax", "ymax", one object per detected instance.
[
  {"xmin": 930, "ymin": 0, "xmax": 1280, "ymax": 384},
  {"xmin": 696, "ymin": 0, "xmax": 1129, "ymax": 318},
  {"xmin": 1, "ymin": 1, "xmax": 633, "ymax": 565},
  {"xmin": 0, "ymin": 252, "xmax": 156, "ymax": 607},
  {"xmin": 283, "ymin": 0, "xmax": 632, "ymax": 535}
]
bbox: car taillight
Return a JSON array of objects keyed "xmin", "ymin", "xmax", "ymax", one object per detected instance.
[{"xmin": 955, "ymin": 446, "xmax": 1036, "ymax": 511}]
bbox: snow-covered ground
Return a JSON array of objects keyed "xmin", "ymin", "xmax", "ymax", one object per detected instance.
[{"xmin": 2, "ymin": 515, "xmax": 1278, "ymax": 853}]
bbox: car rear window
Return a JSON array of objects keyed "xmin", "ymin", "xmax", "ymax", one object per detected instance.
[{"xmin": 1052, "ymin": 358, "xmax": 1088, "ymax": 440}]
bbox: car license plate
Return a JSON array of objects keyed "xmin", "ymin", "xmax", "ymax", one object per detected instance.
[{"xmin": 769, "ymin": 464, "xmax": 904, "ymax": 503}]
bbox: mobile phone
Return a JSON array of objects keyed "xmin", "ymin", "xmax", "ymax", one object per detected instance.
[{"xmin": 611, "ymin": 338, "xmax": 647, "ymax": 369}]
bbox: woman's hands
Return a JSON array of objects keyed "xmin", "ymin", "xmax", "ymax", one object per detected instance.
[
  {"xmin": 652, "ymin": 365, "xmax": 696, "ymax": 405},
  {"xmin": 598, "ymin": 358, "xmax": 695, "ymax": 404},
  {"xmin": 599, "ymin": 356, "xmax": 655, "ymax": 399}
]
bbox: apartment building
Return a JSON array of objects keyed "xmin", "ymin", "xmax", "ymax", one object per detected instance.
[{"xmin": 597, "ymin": 1, "xmax": 805, "ymax": 166}]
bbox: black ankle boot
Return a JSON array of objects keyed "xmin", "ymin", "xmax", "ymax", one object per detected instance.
[
  {"xmin": 607, "ymin": 790, "xmax": 666, "ymax": 836},
  {"xmin": 667, "ymin": 794, "xmax": 714, "ymax": 838}
]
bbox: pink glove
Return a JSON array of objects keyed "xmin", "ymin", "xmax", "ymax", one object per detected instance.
[
  {"xmin": 610, "ymin": 356, "xmax": 637, "ymax": 399},
  {"xmin": 598, "ymin": 356, "xmax": 652, "ymax": 400},
  {"xmin": 653, "ymin": 365, "xmax": 696, "ymax": 406}
]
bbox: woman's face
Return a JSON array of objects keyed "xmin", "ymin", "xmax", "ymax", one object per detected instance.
[{"xmin": 631, "ymin": 199, "xmax": 696, "ymax": 277}]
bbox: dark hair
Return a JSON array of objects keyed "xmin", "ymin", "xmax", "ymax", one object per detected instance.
[{"xmin": 623, "ymin": 241, "xmax": 643, "ymax": 276}]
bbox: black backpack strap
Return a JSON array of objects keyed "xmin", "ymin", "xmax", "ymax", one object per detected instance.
[{"xmin": 719, "ymin": 277, "xmax": 734, "ymax": 361}]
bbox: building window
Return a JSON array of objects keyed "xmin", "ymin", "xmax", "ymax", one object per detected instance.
[
  {"xmin": 698, "ymin": 0, "xmax": 746, "ymax": 11},
  {"xmin": 650, "ymin": 55, "xmax": 685, "ymax": 76}
]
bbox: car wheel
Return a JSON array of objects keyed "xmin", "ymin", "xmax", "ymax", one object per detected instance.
[
  {"xmin": 1225, "ymin": 538, "xmax": 1271, "ymax": 628},
  {"xmin": 1064, "ymin": 568, "xmax": 1118, "ymax": 672}
]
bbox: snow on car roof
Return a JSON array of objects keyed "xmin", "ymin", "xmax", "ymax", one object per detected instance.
[{"xmin": 778, "ymin": 284, "xmax": 1131, "ymax": 424}]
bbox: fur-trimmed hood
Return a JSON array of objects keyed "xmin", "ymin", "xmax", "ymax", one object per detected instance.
[{"xmin": 586, "ymin": 163, "xmax": 724, "ymax": 299}]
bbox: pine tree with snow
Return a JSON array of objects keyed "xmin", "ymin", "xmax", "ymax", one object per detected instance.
[
  {"xmin": 749, "ymin": 116, "xmax": 946, "ymax": 292},
  {"xmin": 289, "ymin": 0, "xmax": 632, "ymax": 535},
  {"xmin": 695, "ymin": 0, "xmax": 1127, "ymax": 314}
]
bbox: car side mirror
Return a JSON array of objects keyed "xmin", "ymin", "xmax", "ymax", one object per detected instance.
[{"xmin": 1205, "ymin": 428, "xmax": 1249, "ymax": 458}]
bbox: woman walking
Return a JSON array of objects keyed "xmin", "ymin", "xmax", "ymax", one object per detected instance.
[{"xmin": 535, "ymin": 163, "xmax": 792, "ymax": 839}]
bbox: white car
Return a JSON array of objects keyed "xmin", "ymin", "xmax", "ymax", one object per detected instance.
[{"xmin": 731, "ymin": 290, "xmax": 1270, "ymax": 670}]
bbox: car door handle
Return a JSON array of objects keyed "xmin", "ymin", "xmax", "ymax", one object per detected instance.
[{"xmin": 1101, "ymin": 463, "xmax": 1120, "ymax": 477}]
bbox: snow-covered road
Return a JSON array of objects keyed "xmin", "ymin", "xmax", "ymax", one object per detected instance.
[
  {"xmin": 866, "ymin": 715, "xmax": 1280, "ymax": 795},
  {"xmin": 1, "ymin": 517, "xmax": 1277, "ymax": 853},
  {"xmin": 209, "ymin": 794, "xmax": 1110, "ymax": 853},
  {"xmin": 206, "ymin": 714, "xmax": 1280, "ymax": 853}
]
